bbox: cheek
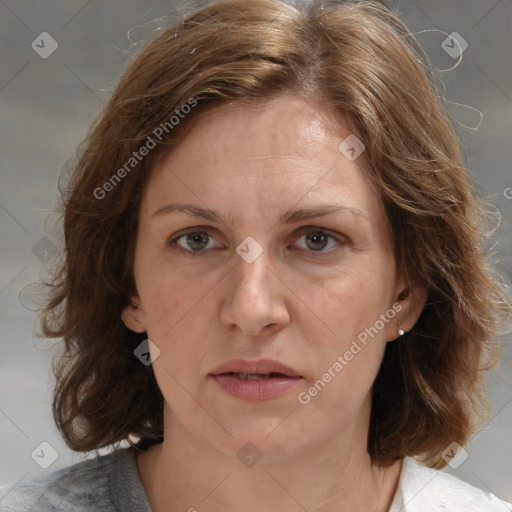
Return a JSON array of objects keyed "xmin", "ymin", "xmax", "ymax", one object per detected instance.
[
  {"xmin": 140, "ymin": 272, "xmax": 214, "ymax": 407},
  {"xmin": 135, "ymin": 244, "xmax": 209, "ymax": 332},
  {"xmin": 296, "ymin": 264, "xmax": 393, "ymax": 400},
  {"xmin": 144, "ymin": 282, "xmax": 205, "ymax": 347},
  {"xmin": 136, "ymin": 261, "xmax": 222, "ymax": 377},
  {"xmin": 303, "ymin": 263, "xmax": 392, "ymax": 343}
]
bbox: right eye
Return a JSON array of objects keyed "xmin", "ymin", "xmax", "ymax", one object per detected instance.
[{"xmin": 168, "ymin": 229, "xmax": 222, "ymax": 256}]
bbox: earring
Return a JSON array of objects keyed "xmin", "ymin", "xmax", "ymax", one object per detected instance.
[{"xmin": 398, "ymin": 329, "xmax": 405, "ymax": 336}]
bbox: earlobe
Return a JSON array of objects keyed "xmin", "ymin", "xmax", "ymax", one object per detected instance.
[
  {"xmin": 121, "ymin": 297, "xmax": 147, "ymax": 333},
  {"xmin": 386, "ymin": 280, "xmax": 428, "ymax": 342}
]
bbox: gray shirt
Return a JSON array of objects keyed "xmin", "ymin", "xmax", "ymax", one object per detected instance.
[
  {"xmin": 0, "ymin": 448, "xmax": 151, "ymax": 512},
  {"xmin": 1, "ymin": 447, "xmax": 511, "ymax": 511}
]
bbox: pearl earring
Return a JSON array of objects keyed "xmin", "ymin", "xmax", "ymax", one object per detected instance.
[{"xmin": 398, "ymin": 329, "xmax": 405, "ymax": 336}]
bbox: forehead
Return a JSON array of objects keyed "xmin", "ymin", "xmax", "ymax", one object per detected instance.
[
  {"xmin": 153, "ymin": 96, "xmax": 348, "ymax": 170},
  {"xmin": 142, "ymin": 95, "xmax": 384, "ymax": 229}
]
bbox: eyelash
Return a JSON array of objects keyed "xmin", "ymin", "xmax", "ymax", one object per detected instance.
[{"xmin": 168, "ymin": 226, "xmax": 346, "ymax": 257}]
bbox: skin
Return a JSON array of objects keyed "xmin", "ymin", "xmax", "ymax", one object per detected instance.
[{"xmin": 122, "ymin": 95, "xmax": 427, "ymax": 512}]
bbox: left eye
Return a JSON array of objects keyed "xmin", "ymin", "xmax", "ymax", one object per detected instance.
[
  {"xmin": 169, "ymin": 227, "xmax": 342, "ymax": 255},
  {"xmin": 293, "ymin": 228, "xmax": 341, "ymax": 252}
]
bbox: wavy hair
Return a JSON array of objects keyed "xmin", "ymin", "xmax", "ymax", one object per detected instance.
[{"xmin": 39, "ymin": 0, "xmax": 511, "ymax": 468}]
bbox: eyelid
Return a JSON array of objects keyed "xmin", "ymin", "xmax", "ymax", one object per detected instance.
[{"xmin": 293, "ymin": 225, "xmax": 345, "ymax": 240}]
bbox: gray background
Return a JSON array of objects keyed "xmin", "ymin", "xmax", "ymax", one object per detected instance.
[{"xmin": 1, "ymin": 0, "xmax": 511, "ymax": 503}]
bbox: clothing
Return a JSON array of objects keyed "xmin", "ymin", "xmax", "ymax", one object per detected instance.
[
  {"xmin": 0, "ymin": 447, "xmax": 510, "ymax": 511},
  {"xmin": 0, "ymin": 448, "xmax": 150, "ymax": 512},
  {"xmin": 388, "ymin": 457, "xmax": 511, "ymax": 511}
]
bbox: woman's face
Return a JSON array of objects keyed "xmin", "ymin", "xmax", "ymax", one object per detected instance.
[{"xmin": 123, "ymin": 95, "xmax": 421, "ymax": 461}]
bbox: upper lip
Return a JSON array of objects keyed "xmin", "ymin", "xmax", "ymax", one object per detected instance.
[{"xmin": 211, "ymin": 358, "xmax": 302, "ymax": 378}]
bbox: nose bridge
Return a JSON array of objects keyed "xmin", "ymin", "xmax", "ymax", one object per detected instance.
[
  {"xmin": 235, "ymin": 237, "xmax": 270, "ymax": 294},
  {"xmin": 232, "ymin": 239, "xmax": 272, "ymax": 303},
  {"xmin": 220, "ymin": 238, "xmax": 289, "ymax": 335}
]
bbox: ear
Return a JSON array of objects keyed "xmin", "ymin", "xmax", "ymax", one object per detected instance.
[
  {"xmin": 121, "ymin": 295, "xmax": 147, "ymax": 333},
  {"xmin": 385, "ymin": 274, "xmax": 428, "ymax": 342}
]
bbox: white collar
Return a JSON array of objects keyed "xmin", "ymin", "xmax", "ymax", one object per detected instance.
[{"xmin": 388, "ymin": 457, "xmax": 511, "ymax": 511}]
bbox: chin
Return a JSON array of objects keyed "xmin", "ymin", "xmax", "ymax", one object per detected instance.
[{"xmin": 207, "ymin": 417, "xmax": 310, "ymax": 465}]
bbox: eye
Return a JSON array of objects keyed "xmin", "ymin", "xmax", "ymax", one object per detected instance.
[
  {"xmin": 168, "ymin": 226, "xmax": 345, "ymax": 257},
  {"xmin": 292, "ymin": 227, "xmax": 343, "ymax": 253},
  {"xmin": 169, "ymin": 229, "xmax": 221, "ymax": 255}
]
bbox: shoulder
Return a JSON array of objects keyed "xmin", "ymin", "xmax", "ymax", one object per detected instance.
[
  {"xmin": 390, "ymin": 456, "xmax": 512, "ymax": 512},
  {"xmin": 0, "ymin": 447, "xmax": 151, "ymax": 512}
]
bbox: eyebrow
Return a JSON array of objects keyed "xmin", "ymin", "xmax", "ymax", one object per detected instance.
[{"xmin": 151, "ymin": 202, "xmax": 367, "ymax": 225}]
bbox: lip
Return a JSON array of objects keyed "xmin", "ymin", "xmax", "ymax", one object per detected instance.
[
  {"xmin": 211, "ymin": 358, "xmax": 302, "ymax": 378},
  {"xmin": 209, "ymin": 359, "xmax": 303, "ymax": 401}
]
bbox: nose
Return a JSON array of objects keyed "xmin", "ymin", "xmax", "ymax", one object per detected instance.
[{"xmin": 220, "ymin": 243, "xmax": 290, "ymax": 337}]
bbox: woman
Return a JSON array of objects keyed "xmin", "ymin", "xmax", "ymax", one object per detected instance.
[{"xmin": 1, "ymin": 0, "xmax": 511, "ymax": 510}]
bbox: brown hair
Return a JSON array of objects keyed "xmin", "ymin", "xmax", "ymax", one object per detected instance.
[{"xmin": 40, "ymin": 0, "xmax": 511, "ymax": 468}]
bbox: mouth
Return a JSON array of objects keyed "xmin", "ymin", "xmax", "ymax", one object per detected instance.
[
  {"xmin": 211, "ymin": 358, "xmax": 302, "ymax": 378},
  {"xmin": 210, "ymin": 359, "xmax": 303, "ymax": 400},
  {"xmin": 223, "ymin": 372, "xmax": 298, "ymax": 380}
]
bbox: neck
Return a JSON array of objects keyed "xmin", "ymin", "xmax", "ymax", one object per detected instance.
[{"xmin": 136, "ymin": 416, "xmax": 402, "ymax": 512}]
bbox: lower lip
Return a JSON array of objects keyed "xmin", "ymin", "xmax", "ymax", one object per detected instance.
[{"xmin": 211, "ymin": 374, "xmax": 303, "ymax": 400}]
